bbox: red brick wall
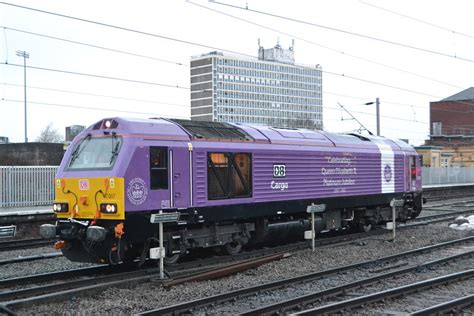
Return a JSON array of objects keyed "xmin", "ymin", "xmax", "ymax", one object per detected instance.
[{"xmin": 430, "ymin": 100, "xmax": 474, "ymax": 135}]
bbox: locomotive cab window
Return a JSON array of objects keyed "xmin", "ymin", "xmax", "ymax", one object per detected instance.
[
  {"xmin": 67, "ymin": 136, "xmax": 123, "ymax": 170},
  {"xmin": 208, "ymin": 152, "xmax": 252, "ymax": 199},
  {"xmin": 150, "ymin": 147, "xmax": 168, "ymax": 190}
]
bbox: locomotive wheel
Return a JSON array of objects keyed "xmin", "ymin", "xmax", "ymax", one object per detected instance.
[
  {"xmin": 224, "ymin": 242, "xmax": 242, "ymax": 255},
  {"xmin": 411, "ymin": 206, "xmax": 422, "ymax": 219},
  {"xmin": 362, "ymin": 223, "xmax": 372, "ymax": 233},
  {"xmin": 164, "ymin": 253, "xmax": 181, "ymax": 265}
]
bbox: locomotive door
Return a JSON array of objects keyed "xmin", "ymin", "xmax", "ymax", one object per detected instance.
[{"xmin": 169, "ymin": 145, "xmax": 191, "ymax": 208}]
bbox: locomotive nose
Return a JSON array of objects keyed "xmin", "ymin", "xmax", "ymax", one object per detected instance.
[{"xmin": 39, "ymin": 224, "xmax": 57, "ymax": 239}]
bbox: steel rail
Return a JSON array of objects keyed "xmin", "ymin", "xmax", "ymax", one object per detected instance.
[
  {"xmin": 406, "ymin": 210, "xmax": 474, "ymax": 226},
  {"xmin": 0, "ymin": 265, "xmax": 111, "ymax": 288},
  {"xmin": 410, "ymin": 294, "xmax": 474, "ymax": 315},
  {"xmin": 0, "ymin": 253, "xmax": 287, "ymax": 313},
  {"xmin": 135, "ymin": 237, "xmax": 474, "ymax": 315},
  {"xmin": 0, "ymin": 252, "xmax": 62, "ymax": 266},
  {"xmin": 244, "ymin": 252, "xmax": 474, "ymax": 315},
  {"xmin": 0, "ymin": 268, "xmax": 158, "ymax": 304},
  {"xmin": 293, "ymin": 269, "xmax": 474, "ymax": 315},
  {"xmin": 0, "ymin": 238, "xmax": 54, "ymax": 251}
]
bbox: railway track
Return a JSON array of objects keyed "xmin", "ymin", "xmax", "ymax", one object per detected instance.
[
  {"xmin": 426, "ymin": 193, "xmax": 474, "ymax": 202},
  {"xmin": 0, "ymin": 252, "xmax": 62, "ymax": 266},
  {"xmin": 0, "ymin": 205, "xmax": 471, "ymax": 314},
  {"xmin": 136, "ymin": 236, "xmax": 474, "ymax": 315},
  {"xmin": 0, "ymin": 251, "xmax": 288, "ymax": 314},
  {"xmin": 293, "ymin": 270, "xmax": 474, "ymax": 315},
  {"xmin": 0, "ymin": 207, "xmax": 469, "ymax": 269},
  {"xmin": 0, "ymin": 238, "xmax": 54, "ymax": 252}
]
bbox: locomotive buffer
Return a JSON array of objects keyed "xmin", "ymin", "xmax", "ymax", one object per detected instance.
[
  {"xmin": 150, "ymin": 210, "xmax": 180, "ymax": 279},
  {"xmin": 306, "ymin": 204, "xmax": 326, "ymax": 252}
]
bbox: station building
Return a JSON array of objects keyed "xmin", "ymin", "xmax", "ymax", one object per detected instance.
[{"xmin": 190, "ymin": 41, "xmax": 323, "ymax": 129}]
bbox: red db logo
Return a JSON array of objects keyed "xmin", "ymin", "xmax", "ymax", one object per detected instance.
[{"xmin": 79, "ymin": 179, "xmax": 90, "ymax": 190}]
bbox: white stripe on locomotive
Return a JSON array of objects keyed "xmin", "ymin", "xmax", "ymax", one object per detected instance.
[{"xmin": 373, "ymin": 139, "xmax": 395, "ymax": 193}]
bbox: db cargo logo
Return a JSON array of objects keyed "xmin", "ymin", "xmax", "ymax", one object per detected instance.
[
  {"xmin": 79, "ymin": 179, "xmax": 90, "ymax": 190},
  {"xmin": 273, "ymin": 164, "xmax": 286, "ymax": 178},
  {"xmin": 127, "ymin": 177, "xmax": 148, "ymax": 205},
  {"xmin": 384, "ymin": 165, "xmax": 392, "ymax": 182}
]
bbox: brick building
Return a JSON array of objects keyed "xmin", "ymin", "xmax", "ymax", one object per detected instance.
[
  {"xmin": 429, "ymin": 87, "xmax": 474, "ymax": 139},
  {"xmin": 419, "ymin": 87, "xmax": 474, "ymax": 167}
]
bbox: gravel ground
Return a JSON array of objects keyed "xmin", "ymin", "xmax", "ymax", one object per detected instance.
[
  {"xmin": 12, "ymin": 218, "xmax": 474, "ymax": 315},
  {"xmin": 0, "ymin": 246, "xmax": 96, "ymax": 281},
  {"xmin": 195, "ymin": 244, "xmax": 474, "ymax": 314},
  {"xmin": 293, "ymin": 258, "xmax": 474, "ymax": 315},
  {"xmin": 364, "ymin": 277, "xmax": 474, "ymax": 315}
]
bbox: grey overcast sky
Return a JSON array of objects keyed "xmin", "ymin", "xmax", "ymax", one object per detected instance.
[{"xmin": 1, "ymin": 0, "xmax": 473, "ymax": 145}]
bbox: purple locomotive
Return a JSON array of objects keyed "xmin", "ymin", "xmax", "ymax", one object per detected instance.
[{"xmin": 40, "ymin": 117, "xmax": 423, "ymax": 264}]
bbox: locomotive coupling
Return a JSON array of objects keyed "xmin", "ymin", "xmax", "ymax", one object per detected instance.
[{"xmin": 39, "ymin": 224, "xmax": 57, "ymax": 239}]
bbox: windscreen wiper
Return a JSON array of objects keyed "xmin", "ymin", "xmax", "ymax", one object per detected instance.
[{"xmin": 70, "ymin": 134, "xmax": 91, "ymax": 164}]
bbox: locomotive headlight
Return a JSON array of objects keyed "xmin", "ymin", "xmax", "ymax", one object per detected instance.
[
  {"xmin": 53, "ymin": 203, "xmax": 68, "ymax": 213},
  {"xmin": 100, "ymin": 203, "xmax": 117, "ymax": 214},
  {"xmin": 105, "ymin": 120, "xmax": 112, "ymax": 128}
]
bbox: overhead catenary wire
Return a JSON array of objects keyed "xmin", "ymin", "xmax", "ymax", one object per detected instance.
[
  {"xmin": 0, "ymin": 2, "xmax": 450, "ymax": 102},
  {"xmin": 18, "ymin": 81, "xmax": 474, "ymax": 120},
  {"xmin": 359, "ymin": 1, "xmax": 474, "ymax": 40},
  {"xmin": 1, "ymin": 97, "xmax": 428, "ymax": 136},
  {"xmin": 1, "ymin": 63, "xmax": 190, "ymax": 90},
  {"xmin": 325, "ymin": 104, "xmax": 427, "ymax": 124},
  {"xmin": 0, "ymin": 1, "xmax": 457, "ymax": 144},
  {"xmin": 0, "ymin": 2, "xmax": 255, "ymax": 59},
  {"xmin": 2, "ymin": 26, "xmax": 189, "ymax": 67},
  {"xmin": 208, "ymin": 0, "xmax": 474, "ymax": 63},
  {"xmin": 188, "ymin": 1, "xmax": 463, "ymax": 90},
  {"xmin": 323, "ymin": 70, "xmax": 440, "ymax": 98},
  {"xmin": 2, "ymin": 99, "xmax": 189, "ymax": 119},
  {"xmin": 2, "ymin": 82, "xmax": 189, "ymax": 108}
]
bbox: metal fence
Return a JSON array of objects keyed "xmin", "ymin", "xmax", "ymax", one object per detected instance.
[
  {"xmin": 422, "ymin": 166, "xmax": 474, "ymax": 186},
  {"xmin": 0, "ymin": 166, "xmax": 58, "ymax": 208}
]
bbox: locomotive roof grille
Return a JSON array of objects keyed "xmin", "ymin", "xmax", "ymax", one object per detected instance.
[{"xmin": 171, "ymin": 119, "xmax": 253, "ymax": 141}]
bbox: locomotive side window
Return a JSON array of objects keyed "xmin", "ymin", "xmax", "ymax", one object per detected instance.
[
  {"xmin": 208, "ymin": 152, "xmax": 252, "ymax": 199},
  {"xmin": 233, "ymin": 153, "xmax": 251, "ymax": 197},
  {"xmin": 150, "ymin": 147, "xmax": 168, "ymax": 190},
  {"xmin": 208, "ymin": 153, "xmax": 229, "ymax": 199}
]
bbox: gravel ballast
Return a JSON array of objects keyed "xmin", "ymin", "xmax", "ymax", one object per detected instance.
[
  {"xmin": 0, "ymin": 246, "xmax": 96, "ymax": 281},
  {"xmin": 11, "ymin": 217, "xmax": 473, "ymax": 315}
]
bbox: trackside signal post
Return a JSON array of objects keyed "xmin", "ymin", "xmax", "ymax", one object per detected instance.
[
  {"xmin": 150, "ymin": 211, "xmax": 180, "ymax": 279},
  {"xmin": 306, "ymin": 204, "xmax": 326, "ymax": 252},
  {"xmin": 389, "ymin": 199, "xmax": 404, "ymax": 241}
]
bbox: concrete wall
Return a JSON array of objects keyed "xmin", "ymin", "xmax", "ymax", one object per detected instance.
[{"xmin": 0, "ymin": 143, "xmax": 64, "ymax": 166}]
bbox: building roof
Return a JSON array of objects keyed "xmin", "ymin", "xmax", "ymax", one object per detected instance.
[{"xmin": 442, "ymin": 87, "xmax": 474, "ymax": 101}]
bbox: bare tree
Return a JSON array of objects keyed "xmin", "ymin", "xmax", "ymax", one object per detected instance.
[{"xmin": 36, "ymin": 123, "xmax": 63, "ymax": 143}]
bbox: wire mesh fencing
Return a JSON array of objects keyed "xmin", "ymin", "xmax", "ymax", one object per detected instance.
[{"xmin": 0, "ymin": 166, "xmax": 58, "ymax": 208}]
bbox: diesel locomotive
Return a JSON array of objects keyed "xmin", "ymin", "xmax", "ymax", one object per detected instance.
[{"xmin": 40, "ymin": 117, "xmax": 423, "ymax": 264}]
